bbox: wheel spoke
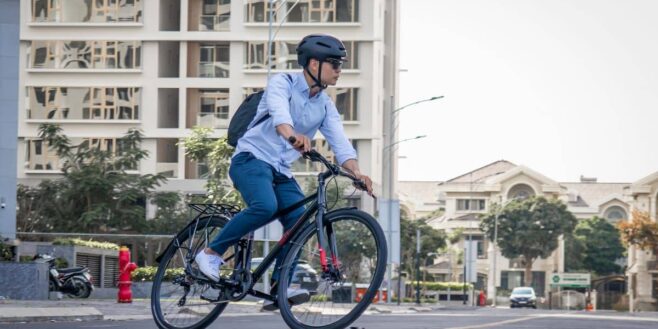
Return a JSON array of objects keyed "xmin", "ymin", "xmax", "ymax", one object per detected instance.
[
  {"xmin": 278, "ymin": 211, "xmax": 386, "ymax": 329},
  {"xmin": 151, "ymin": 216, "xmax": 230, "ymax": 329}
]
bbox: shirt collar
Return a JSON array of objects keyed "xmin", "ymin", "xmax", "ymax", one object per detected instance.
[{"xmin": 294, "ymin": 72, "xmax": 323, "ymax": 99}]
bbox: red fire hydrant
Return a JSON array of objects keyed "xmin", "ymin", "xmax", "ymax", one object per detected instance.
[
  {"xmin": 117, "ymin": 246, "xmax": 137, "ymax": 303},
  {"xmin": 478, "ymin": 290, "xmax": 487, "ymax": 306}
]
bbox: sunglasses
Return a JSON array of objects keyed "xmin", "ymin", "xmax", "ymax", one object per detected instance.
[{"xmin": 325, "ymin": 58, "xmax": 344, "ymax": 70}]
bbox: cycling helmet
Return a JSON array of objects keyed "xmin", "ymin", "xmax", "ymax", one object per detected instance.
[{"xmin": 296, "ymin": 34, "xmax": 347, "ymax": 89}]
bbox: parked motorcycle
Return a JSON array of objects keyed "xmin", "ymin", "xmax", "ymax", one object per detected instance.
[{"xmin": 33, "ymin": 254, "xmax": 94, "ymax": 298}]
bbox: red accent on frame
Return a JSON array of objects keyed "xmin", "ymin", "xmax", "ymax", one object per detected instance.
[
  {"xmin": 278, "ymin": 231, "xmax": 291, "ymax": 246},
  {"xmin": 319, "ymin": 247, "xmax": 328, "ymax": 272}
]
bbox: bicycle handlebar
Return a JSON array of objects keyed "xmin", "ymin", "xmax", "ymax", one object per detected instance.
[{"xmin": 288, "ymin": 136, "xmax": 371, "ymax": 195}]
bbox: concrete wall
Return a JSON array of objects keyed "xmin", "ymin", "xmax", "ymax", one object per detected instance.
[
  {"xmin": 0, "ymin": 261, "xmax": 49, "ymax": 300},
  {"xmin": 0, "ymin": 0, "xmax": 19, "ymax": 239}
]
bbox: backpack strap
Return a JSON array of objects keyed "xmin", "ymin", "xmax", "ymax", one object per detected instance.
[{"xmin": 251, "ymin": 73, "xmax": 294, "ymax": 128}]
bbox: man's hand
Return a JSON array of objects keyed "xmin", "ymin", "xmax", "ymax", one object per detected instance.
[
  {"xmin": 289, "ymin": 133, "xmax": 311, "ymax": 153},
  {"xmin": 354, "ymin": 173, "xmax": 374, "ymax": 197}
]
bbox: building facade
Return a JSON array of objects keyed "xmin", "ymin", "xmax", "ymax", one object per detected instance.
[
  {"xmin": 17, "ymin": 1, "xmax": 400, "ymax": 228},
  {"xmin": 399, "ymin": 161, "xmax": 658, "ymax": 310}
]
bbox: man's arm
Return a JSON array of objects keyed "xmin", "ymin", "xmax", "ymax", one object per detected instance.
[
  {"xmin": 276, "ymin": 124, "xmax": 311, "ymax": 152},
  {"xmin": 341, "ymin": 159, "xmax": 374, "ymax": 196}
]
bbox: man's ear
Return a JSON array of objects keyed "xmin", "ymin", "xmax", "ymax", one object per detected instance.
[{"xmin": 308, "ymin": 58, "xmax": 318, "ymax": 72}]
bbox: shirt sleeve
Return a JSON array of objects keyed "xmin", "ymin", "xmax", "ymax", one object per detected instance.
[
  {"xmin": 264, "ymin": 73, "xmax": 294, "ymax": 127},
  {"xmin": 319, "ymin": 100, "xmax": 358, "ymax": 166}
]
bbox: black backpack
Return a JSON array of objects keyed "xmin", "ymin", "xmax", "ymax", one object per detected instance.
[{"xmin": 227, "ymin": 74, "xmax": 292, "ymax": 147}]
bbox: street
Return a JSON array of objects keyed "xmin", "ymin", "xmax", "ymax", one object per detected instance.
[{"xmin": 3, "ymin": 308, "xmax": 658, "ymax": 329}]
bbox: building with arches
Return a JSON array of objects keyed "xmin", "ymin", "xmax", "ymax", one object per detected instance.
[{"xmin": 399, "ymin": 160, "xmax": 658, "ymax": 310}]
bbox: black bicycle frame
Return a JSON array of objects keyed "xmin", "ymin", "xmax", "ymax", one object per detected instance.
[{"xmin": 244, "ymin": 170, "xmax": 343, "ymax": 300}]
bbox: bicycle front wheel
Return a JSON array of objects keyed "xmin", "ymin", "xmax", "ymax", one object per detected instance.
[
  {"xmin": 278, "ymin": 209, "xmax": 387, "ymax": 329},
  {"xmin": 151, "ymin": 215, "xmax": 229, "ymax": 329}
]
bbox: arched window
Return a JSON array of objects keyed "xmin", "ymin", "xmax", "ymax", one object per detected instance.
[
  {"xmin": 604, "ymin": 206, "xmax": 627, "ymax": 223},
  {"xmin": 507, "ymin": 184, "xmax": 536, "ymax": 200}
]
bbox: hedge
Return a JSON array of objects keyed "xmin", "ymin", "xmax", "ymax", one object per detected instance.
[
  {"xmin": 132, "ymin": 266, "xmax": 184, "ymax": 282},
  {"xmin": 407, "ymin": 281, "xmax": 473, "ymax": 291},
  {"xmin": 52, "ymin": 238, "xmax": 120, "ymax": 250}
]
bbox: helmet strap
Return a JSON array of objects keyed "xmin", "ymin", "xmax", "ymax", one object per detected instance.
[{"xmin": 305, "ymin": 60, "xmax": 328, "ymax": 90}]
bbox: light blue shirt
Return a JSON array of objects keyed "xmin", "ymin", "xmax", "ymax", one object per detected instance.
[{"xmin": 234, "ymin": 72, "xmax": 357, "ymax": 178}]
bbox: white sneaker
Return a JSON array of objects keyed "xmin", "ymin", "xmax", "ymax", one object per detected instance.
[
  {"xmin": 195, "ymin": 250, "xmax": 224, "ymax": 282},
  {"xmin": 262, "ymin": 288, "xmax": 310, "ymax": 311}
]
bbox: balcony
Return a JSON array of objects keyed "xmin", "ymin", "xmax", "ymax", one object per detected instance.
[
  {"xmin": 189, "ymin": 0, "xmax": 230, "ymax": 31},
  {"xmin": 31, "ymin": 0, "xmax": 143, "ymax": 24},
  {"xmin": 26, "ymin": 87, "xmax": 141, "ymax": 122},
  {"xmin": 244, "ymin": 0, "xmax": 359, "ymax": 23},
  {"xmin": 188, "ymin": 42, "xmax": 230, "ymax": 78},
  {"xmin": 186, "ymin": 89, "xmax": 229, "ymax": 129}
]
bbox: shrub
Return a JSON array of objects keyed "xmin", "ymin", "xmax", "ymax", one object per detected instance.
[
  {"xmin": 132, "ymin": 266, "xmax": 184, "ymax": 282},
  {"xmin": 0, "ymin": 241, "xmax": 13, "ymax": 261},
  {"xmin": 52, "ymin": 238, "xmax": 120, "ymax": 250},
  {"xmin": 408, "ymin": 281, "xmax": 472, "ymax": 291}
]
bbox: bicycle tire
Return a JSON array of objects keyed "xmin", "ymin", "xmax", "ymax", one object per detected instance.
[
  {"xmin": 277, "ymin": 208, "xmax": 387, "ymax": 329},
  {"xmin": 151, "ymin": 215, "xmax": 229, "ymax": 329}
]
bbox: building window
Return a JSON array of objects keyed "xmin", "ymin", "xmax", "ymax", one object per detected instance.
[
  {"xmin": 28, "ymin": 87, "xmax": 140, "ymax": 121},
  {"xmin": 244, "ymin": 41, "xmax": 358, "ymax": 70},
  {"xmin": 200, "ymin": 0, "xmax": 231, "ymax": 31},
  {"xmin": 29, "ymin": 41, "xmax": 141, "ymax": 69},
  {"xmin": 25, "ymin": 139, "xmax": 60, "ymax": 171},
  {"xmin": 198, "ymin": 89, "xmax": 229, "ymax": 129},
  {"xmin": 199, "ymin": 43, "xmax": 230, "ymax": 78},
  {"xmin": 653, "ymin": 274, "xmax": 658, "ymax": 299},
  {"xmin": 245, "ymin": 0, "xmax": 359, "ymax": 23},
  {"xmin": 604, "ymin": 206, "xmax": 627, "ymax": 223},
  {"xmin": 457, "ymin": 199, "xmax": 486, "ymax": 211},
  {"xmin": 507, "ymin": 184, "xmax": 535, "ymax": 200},
  {"xmin": 325, "ymin": 88, "xmax": 358, "ymax": 121},
  {"xmin": 32, "ymin": 0, "xmax": 143, "ymax": 23},
  {"xmin": 292, "ymin": 140, "xmax": 357, "ymax": 173}
]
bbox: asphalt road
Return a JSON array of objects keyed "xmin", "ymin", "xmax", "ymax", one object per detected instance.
[{"xmin": 3, "ymin": 309, "xmax": 658, "ymax": 329}]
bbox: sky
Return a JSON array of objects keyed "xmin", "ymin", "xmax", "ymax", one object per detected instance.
[{"xmin": 397, "ymin": 0, "xmax": 658, "ymax": 183}]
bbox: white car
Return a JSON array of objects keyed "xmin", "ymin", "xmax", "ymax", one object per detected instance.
[{"xmin": 509, "ymin": 287, "xmax": 537, "ymax": 309}]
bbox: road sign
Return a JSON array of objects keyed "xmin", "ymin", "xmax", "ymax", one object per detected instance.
[{"xmin": 550, "ymin": 273, "xmax": 591, "ymax": 288}]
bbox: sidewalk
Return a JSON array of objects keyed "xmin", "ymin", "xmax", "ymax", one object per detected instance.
[{"xmin": 0, "ymin": 298, "xmax": 453, "ymax": 323}]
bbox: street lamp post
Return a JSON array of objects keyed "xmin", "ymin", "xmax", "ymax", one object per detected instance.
[
  {"xmin": 415, "ymin": 228, "xmax": 421, "ymax": 305},
  {"xmin": 384, "ymin": 95, "xmax": 443, "ymax": 304},
  {"xmin": 491, "ymin": 197, "xmax": 514, "ymax": 307}
]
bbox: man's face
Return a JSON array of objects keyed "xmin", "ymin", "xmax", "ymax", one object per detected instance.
[{"xmin": 309, "ymin": 58, "xmax": 343, "ymax": 86}]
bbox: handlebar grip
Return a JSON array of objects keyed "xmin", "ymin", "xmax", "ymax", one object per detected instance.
[{"xmin": 354, "ymin": 179, "xmax": 368, "ymax": 191}]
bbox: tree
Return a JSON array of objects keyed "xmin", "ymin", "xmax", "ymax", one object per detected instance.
[
  {"xmin": 147, "ymin": 192, "xmax": 192, "ymax": 234},
  {"xmin": 480, "ymin": 196, "xmax": 577, "ymax": 286},
  {"xmin": 399, "ymin": 214, "xmax": 447, "ymax": 280},
  {"xmin": 16, "ymin": 124, "xmax": 166, "ymax": 233},
  {"xmin": 566, "ymin": 217, "xmax": 625, "ymax": 275},
  {"xmin": 618, "ymin": 210, "xmax": 658, "ymax": 255},
  {"xmin": 181, "ymin": 127, "xmax": 243, "ymax": 206}
]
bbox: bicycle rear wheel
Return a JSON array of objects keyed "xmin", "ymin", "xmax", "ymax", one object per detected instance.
[
  {"xmin": 151, "ymin": 215, "xmax": 229, "ymax": 329},
  {"xmin": 278, "ymin": 209, "xmax": 387, "ymax": 329}
]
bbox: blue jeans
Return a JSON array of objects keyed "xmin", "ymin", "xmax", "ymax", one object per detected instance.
[{"xmin": 209, "ymin": 152, "xmax": 306, "ymax": 283}]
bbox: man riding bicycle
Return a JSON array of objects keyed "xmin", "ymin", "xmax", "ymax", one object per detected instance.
[{"xmin": 195, "ymin": 34, "xmax": 374, "ymax": 310}]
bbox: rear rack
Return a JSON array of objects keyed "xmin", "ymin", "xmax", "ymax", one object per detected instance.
[{"xmin": 187, "ymin": 203, "xmax": 241, "ymax": 218}]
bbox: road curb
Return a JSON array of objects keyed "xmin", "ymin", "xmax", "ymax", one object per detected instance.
[{"xmin": 0, "ymin": 307, "xmax": 103, "ymax": 323}]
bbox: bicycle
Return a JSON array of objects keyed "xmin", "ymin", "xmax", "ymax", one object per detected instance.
[{"xmin": 151, "ymin": 149, "xmax": 387, "ymax": 329}]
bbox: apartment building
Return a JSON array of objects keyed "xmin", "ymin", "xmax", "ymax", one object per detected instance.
[{"xmin": 17, "ymin": 0, "xmax": 400, "ymax": 223}]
